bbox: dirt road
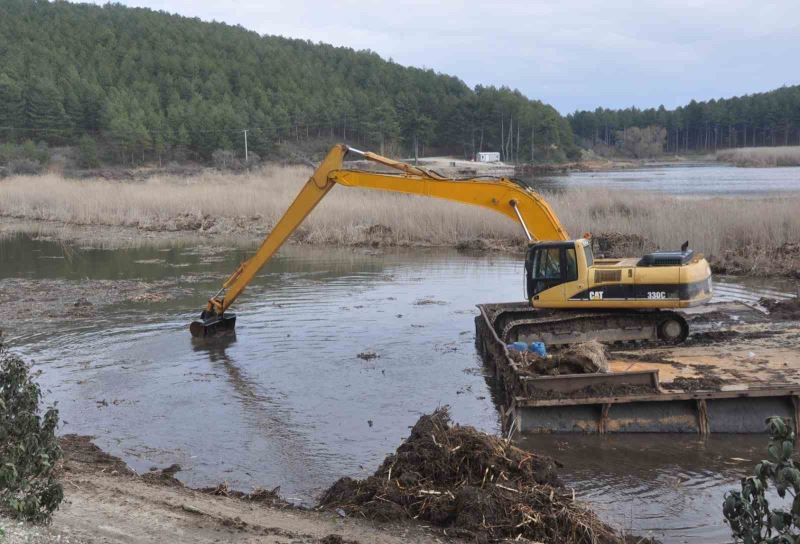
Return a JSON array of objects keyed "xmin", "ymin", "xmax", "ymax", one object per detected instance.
[{"xmin": 0, "ymin": 436, "xmax": 444, "ymax": 544}]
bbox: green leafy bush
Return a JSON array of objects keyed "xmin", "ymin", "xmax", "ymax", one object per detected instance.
[
  {"xmin": 723, "ymin": 416, "xmax": 800, "ymax": 543},
  {"xmin": 0, "ymin": 343, "xmax": 63, "ymax": 522}
]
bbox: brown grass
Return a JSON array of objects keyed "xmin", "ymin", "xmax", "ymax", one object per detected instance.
[
  {"xmin": 1, "ymin": 166, "xmax": 799, "ymax": 275},
  {"xmin": 563, "ymin": 188, "xmax": 800, "ymax": 259},
  {"xmin": 717, "ymin": 146, "xmax": 800, "ymax": 167},
  {"xmin": 0, "ymin": 167, "xmax": 520, "ymax": 246}
]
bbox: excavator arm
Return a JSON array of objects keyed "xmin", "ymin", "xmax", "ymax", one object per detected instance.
[{"xmin": 190, "ymin": 144, "xmax": 569, "ymax": 337}]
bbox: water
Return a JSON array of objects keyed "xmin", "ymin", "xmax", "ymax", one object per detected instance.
[
  {"xmin": 3, "ymin": 237, "xmax": 515, "ymax": 500},
  {"xmin": 0, "ymin": 233, "xmax": 795, "ymax": 542},
  {"xmin": 534, "ymin": 163, "xmax": 800, "ymax": 196},
  {"xmin": 518, "ymin": 434, "xmax": 780, "ymax": 543}
]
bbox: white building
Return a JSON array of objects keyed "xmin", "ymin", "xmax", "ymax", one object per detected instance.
[{"xmin": 476, "ymin": 151, "xmax": 501, "ymax": 163}]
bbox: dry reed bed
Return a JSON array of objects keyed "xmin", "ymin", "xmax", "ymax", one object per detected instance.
[
  {"xmin": 0, "ymin": 167, "xmax": 520, "ymax": 246},
  {"xmin": 1, "ymin": 166, "xmax": 799, "ymax": 275},
  {"xmin": 717, "ymin": 146, "xmax": 800, "ymax": 167}
]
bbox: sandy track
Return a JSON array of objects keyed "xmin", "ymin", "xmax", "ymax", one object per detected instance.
[{"xmin": 1, "ymin": 436, "xmax": 444, "ymax": 544}]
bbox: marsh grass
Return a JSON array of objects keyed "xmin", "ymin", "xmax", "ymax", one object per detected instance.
[
  {"xmin": 0, "ymin": 166, "xmax": 521, "ymax": 246},
  {"xmin": 1, "ymin": 166, "xmax": 799, "ymax": 274},
  {"xmin": 717, "ymin": 146, "xmax": 800, "ymax": 167}
]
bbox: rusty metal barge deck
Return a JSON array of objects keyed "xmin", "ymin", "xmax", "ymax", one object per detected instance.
[{"xmin": 475, "ymin": 301, "xmax": 800, "ymax": 434}]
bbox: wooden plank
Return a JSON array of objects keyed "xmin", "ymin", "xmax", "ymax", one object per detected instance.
[{"xmin": 696, "ymin": 399, "xmax": 709, "ymax": 435}]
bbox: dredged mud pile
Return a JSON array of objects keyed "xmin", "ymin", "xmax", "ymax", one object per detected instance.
[
  {"xmin": 319, "ymin": 408, "xmax": 621, "ymax": 543},
  {"xmin": 760, "ymin": 296, "xmax": 800, "ymax": 320},
  {"xmin": 509, "ymin": 340, "xmax": 610, "ymax": 376}
]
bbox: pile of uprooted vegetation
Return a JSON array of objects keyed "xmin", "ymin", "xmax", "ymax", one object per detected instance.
[{"xmin": 319, "ymin": 408, "xmax": 621, "ymax": 543}]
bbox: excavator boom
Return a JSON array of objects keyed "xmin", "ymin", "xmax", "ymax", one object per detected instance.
[{"xmin": 190, "ymin": 144, "xmax": 568, "ymax": 336}]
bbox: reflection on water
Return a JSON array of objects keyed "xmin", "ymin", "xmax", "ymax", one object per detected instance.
[
  {"xmin": 0, "ymin": 233, "xmax": 795, "ymax": 542},
  {"xmin": 190, "ymin": 334, "xmax": 329, "ymax": 497},
  {"xmin": 529, "ymin": 163, "xmax": 800, "ymax": 196},
  {"xmin": 4, "ymin": 236, "xmax": 511, "ymax": 500}
]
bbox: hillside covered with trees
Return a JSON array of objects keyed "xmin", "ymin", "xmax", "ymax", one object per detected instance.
[
  {"xmin": 0, "ymin": 0, "xmax": 576, "ymax": 165},
  {"xmin": 569, "ymin": 85, "xmax": 800, "ymax": 155}
]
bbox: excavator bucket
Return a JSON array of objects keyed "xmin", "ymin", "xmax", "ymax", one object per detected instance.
[{"xmin": 189, "ymin": 311, "xmax": 237, "ymax": 337}]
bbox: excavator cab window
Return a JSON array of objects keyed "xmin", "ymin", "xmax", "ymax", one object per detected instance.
[
  {"xmin": 565, "ymin": 248, "xmax": 578, "ymax": 281},
  {"xmin": 583, "ymin": 244, "xmax": 594, "ymax": 267},
  {"xmin": 536, "ymin": 248, "xmax": 561, "ymax": 279},
  {"xmin": 526, "ymin": 242, "xmax": 577, "ymax": 297}
]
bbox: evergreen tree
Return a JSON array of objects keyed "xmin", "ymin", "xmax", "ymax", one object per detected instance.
[
  {"xmin": 24, "ymin": 78, "xmax": 67, "ymax": 135},
  {"xmin": 569, "ymin": 86, "xmax": 800, "ymax": 151},
  {"xmin": 77, "ymin": 134, "xmax": 99, "ymax": 168},
  {"xmin": 0, "ymin": 73, "xmax": 24, "ymax": 139},
  {"xmin": 0, "ymin": 0, "xmax": 579, "ymax": 161}
]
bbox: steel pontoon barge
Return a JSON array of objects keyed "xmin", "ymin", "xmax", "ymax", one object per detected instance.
[{"xmin": 475, "ymin": 301, "xmax": 800, "ymax": 434}]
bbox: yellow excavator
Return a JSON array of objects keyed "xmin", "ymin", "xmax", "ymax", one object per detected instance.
[{"xmin": 190, "ymin": 144, "xmax": 712, "ymax": 344}]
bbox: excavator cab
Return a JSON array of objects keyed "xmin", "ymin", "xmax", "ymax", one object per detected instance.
[
  {"xmin": 525, "ymin": 237, "xmax": 711, "ymax": 312},
  {"xmin": 524, "ymin": 241, "xmax": 581, "ymax": 297}
]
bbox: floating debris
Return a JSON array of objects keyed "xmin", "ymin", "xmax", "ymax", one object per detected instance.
[{"xmin": 356, "ymin": 351, "xmax": 379, "ymax": 361}]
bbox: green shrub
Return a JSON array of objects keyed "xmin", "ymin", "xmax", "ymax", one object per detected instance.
[
  {"xmin": 7, "ymin": 159, "xmax": 43, "ymax": 175},
  {"xmin": 0, "ymin": 343, "xmax": 63, "ymax": 522},
  {"xmin": 78, "ymin": 135, "xmax": 99, "ymax": 168},
  {"xmin": 723, "ymin": 416, "xmax": 800, "ymax": 543},
  {"xmin": 0, "ymin": 143, "xmax": 16, "ymax": 165},
  {"xmin": 0, "ymin": 140, "xmax": 49, "ymax": 170}
]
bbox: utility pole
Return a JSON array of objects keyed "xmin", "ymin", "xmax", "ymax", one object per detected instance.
[{"xmin": 243, "ymin": 129, "xmax": 249, "ymax": 161}]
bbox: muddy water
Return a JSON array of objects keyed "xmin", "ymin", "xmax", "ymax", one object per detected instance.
[
  {"xmin": 519, "ymin": 434, "xmax": 778, "ymax": 543},
  {"xmin": 0, "ymin": 233, "xmax": 795, "ymax": 543},
  {"xmin": 534, "ymin": 163, "xmax": 800, "ymax": 196}
]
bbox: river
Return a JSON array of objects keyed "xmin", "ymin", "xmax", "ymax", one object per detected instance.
[
  {"xmin": 534, "ymin": 162, "xmax": 800, "ymax": 196},
  {"xmin": 1, "ymin": 230, "xmax": 797, "ymax": 543}
]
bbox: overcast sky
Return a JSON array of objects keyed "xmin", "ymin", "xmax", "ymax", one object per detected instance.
[{"xmin": 82, "ymin": 0, "xmax": 800, "ymax": 114}]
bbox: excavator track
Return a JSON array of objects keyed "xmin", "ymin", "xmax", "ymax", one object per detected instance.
[{"xmin": 483, "ymin": 303, "xmax": 689, "ymax": 347}]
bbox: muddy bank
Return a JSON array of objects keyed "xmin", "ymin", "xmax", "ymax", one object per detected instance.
[
  {"xmin": 0, "ymin": 276, "xmax": 201, "ymax": 336},
  {"xmin": 515, "ymin": 158, "xmax": 640, "ymax": 176},
  {"xmin": 1, "ymin": 217, "xmax": 524, "ymax": 254},
  {"xmin": 5, "ymin": 217, "xmax": 800, "ymax": 279},
  {"xmin": 514, "ymin": 156, "xmax": 697, "ymax": 177},
  {"xmin": 4, "ymin": 423, "xmax": 632, "ymax": 544},
  {"xmin": 1, "ymin": 434, "xmax": 444, "ymax": 544}
]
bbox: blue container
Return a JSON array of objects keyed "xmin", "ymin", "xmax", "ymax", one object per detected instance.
[
  {"xmin": 507, "ymin": 341, "xmax": 528, "ymax": 352},
  {"xmin": 529, "ymin": 341, "xmax": 547, "ymax": 357}
]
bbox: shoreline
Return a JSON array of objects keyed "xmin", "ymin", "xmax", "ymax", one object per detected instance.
[
  {"xmin": 2, "ymin": 217, "xmax": 798, "ymax": 280},
  {"xmin": 0, "ymin": 215, "xmax": 527, "ymax": 252},
  {"xmin": 0, "ymin": 435, "xmax": 443, "ymax": 544}
]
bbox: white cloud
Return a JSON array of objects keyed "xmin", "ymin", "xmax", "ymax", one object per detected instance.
[{"xmin": 78, "ymin": 0, "xmax": 800, "ymax": 112}]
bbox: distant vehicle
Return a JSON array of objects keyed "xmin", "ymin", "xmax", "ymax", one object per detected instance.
[{"xmin": 476, "ymin": 151, "xmax": 501, "ymax": 163}]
